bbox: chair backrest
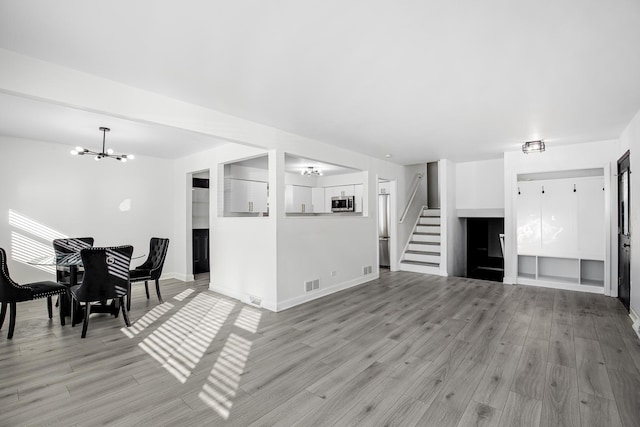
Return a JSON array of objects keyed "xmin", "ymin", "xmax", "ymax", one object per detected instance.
[
  {"xmin": 138, "ymin": 238, "xmax": 169, "ymax": 280},
  {"xmin": 53, "ymin": 237, "xmax": 94, "ymax": 256},
  {"xmin": 73, "ymin": 246, "xmax": 133, "ymax": 302},
  {"xmin": 0, "ymin": 248, "xmax": 31, "ymax": 303}
]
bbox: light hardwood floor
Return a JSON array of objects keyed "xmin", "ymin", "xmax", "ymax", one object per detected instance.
[{"xmin": 2, "ymin": 270, "xmax": 640, "ymax": 426}]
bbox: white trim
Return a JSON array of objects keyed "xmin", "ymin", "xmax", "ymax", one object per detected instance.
[
  {"xmin": 630, "ymin": 308, "xmax": 640, "ymax": 340},
  {"xmin": 275, "ymin": 273, "xmax": 379, "ymax": 312},
  {"xmin": 208, "ymin": 282, "xmax": 277, "ymax": 312},
  {"xmin": 162, "ymin": 272, "xmax": 193, "ymax": 282},
  {"xmin": 517, "ymin": 277, "xmax": 604, "ymax": 294}
]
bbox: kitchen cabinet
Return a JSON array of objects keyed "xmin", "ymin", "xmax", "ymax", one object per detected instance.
[
  {"xmin": 226, "ymin": 178, "xmax": 268, "ymax": 213},
  {"xmin": 354, "ymin": 184, "xmax": 364, "ymax": 213},
  {"xmin": 285, "ymin": 185, "xmax": 313, "ymax": 213},
  {"xmin": 312, "ymin": 187, "xmax": 325, "ymax": 213}
]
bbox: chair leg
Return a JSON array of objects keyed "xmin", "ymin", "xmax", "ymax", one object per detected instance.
[
  {"xmin": 144, "ymin": 281, "xmax": 150, "ymax": 300},
  {"xmin": 0, "ymin": 303, "xmax": 6, "ymax": 330},
  {"xmin": 71, "ymin": 298, "xmax": 76, "ymax": 327},
  {"xmin": 127, "ymin": 281, "xmax": 132, "ymax": 311},
  {"xmin": 121, "ymin": 297, "xmax": 131, "ymax": 328},
  {"xmin": 8, "ymin": 302, "xmax": 17, "ymax": 339},
  {"xmin": 81, "ymin": 302, "xmax": 90, "ymax": 338},
  {"xmin": 47, "ymin": 296, "xmax": 53, "ymax": 319},
  {"xmin": 155, "ymin": 279, "xmax": 163, "ymax": 304},
  {"xmin": 55, "ymin": 296, "xmax": 59, "ymax": 307},
  {"xmin": 59, "ymin": 296, "xmax": 65, "ymax": 327}
]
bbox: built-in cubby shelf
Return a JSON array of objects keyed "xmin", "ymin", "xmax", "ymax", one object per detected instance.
[{"xmin": 517, "ymin": 255, "xmax": 604, "ymax": 292}]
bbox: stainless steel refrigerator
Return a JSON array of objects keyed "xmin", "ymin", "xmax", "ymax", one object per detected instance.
[{"xmin": 378, "ymin": 193, "xmax": 390, "ymax": 268}]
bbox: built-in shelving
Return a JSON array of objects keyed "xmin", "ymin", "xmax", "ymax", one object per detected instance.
[
  {"xmin": 517, "ymin": 255, "xmax": 604, "ymax": 292},
  {"xmin": 516, "ymin": 170, "xmax": 607, "ymax": 294}
]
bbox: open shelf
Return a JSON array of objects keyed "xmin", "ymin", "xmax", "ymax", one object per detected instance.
[
  {"xmin": 580, "ymin": 259, "xmax": 604, "ymax": 287},
  {"xmin": 517, "ymin": 255, "xmax": 605, "ymax": 292}
]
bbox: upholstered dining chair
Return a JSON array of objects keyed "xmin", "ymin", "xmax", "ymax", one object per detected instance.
[
  {"xmin": 0, "ymin": 248, "xmax": 67, "ymax": 339},
  {"xmin": 128, "ymin": 238, "xmax": 169, "ymax": 311},
  {"xmin": 69, "ymin": 246, "xmax": 133, "ymax": 338}
]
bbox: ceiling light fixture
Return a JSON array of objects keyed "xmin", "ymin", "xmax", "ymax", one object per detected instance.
[
  {"xmin": 522, "ymin": 140, "xmax": 545, "ymax": 154},
  {"xmin": 301, "ymin": 166, "xmax": 322, "ymax": 176},
  {"xmin": 70, "ymin": 127, "xmax": 135, "ymax": 162}
]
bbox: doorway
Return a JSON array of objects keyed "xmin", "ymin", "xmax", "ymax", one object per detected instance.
[
  {"xmin": 618, "ymin": 151, "xmax": 631, "ymax": 311},
  {"xmin": 192, "ymin": 171, "xmax": 210, "ymax": 280}
]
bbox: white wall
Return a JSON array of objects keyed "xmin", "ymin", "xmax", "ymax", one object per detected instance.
[
  {"xmin": 0, "ymin": 136, "xmax": 175, "ymax": 283},
  {"xmin": 456, "ymin": 158, "xmax": 504, "ymax": 211},
  {"xmin": 503, "ymin": 140, "xmax": 619, "ymax": 293},
  {"xmin": 620, "ymin": 108, "xmax": 640, "ymax": 325},
  {"xmin": 441, "ymin": 159, "xmax": 465, "ymax": 277},
  {"xmin": 0, "ymin": 49, "xmax": 425, "ymax": 312}
]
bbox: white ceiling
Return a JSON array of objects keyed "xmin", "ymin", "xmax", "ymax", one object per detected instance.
[
  {"xmin": 0, "ymin": 1, "xmax": 639, "ymax": 164},
  {"xmin": 0, "ymin": 93, "xmax": 227, "ymax": 159},
  {"xmin": 231, "ymin": 154, "xmax": 359, "ymax": 176}
]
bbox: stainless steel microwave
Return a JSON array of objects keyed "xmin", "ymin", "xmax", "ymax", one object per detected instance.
[{"xmin": 331, "ymin": 196, "xmax": 355, "ymax": 212}]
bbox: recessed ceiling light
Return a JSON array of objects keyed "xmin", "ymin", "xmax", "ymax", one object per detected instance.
[{"xmin": 385, "ymin": 154, "xmax": 392, "ymax": 158}]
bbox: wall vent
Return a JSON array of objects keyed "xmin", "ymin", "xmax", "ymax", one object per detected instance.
[
  {"xmin": 248, "ymin": 295, "xmax": 262, "ymax": 307},
  {"xmin": 363, "ymin": 265, "xmax": 373, "ymax": 275},
  {"xmin": 305, "ymin": 279, "xmax": 320, "ymax": 292}
]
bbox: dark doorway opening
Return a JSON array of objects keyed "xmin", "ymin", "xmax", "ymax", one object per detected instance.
[
  {"xmin": 467, "ymin": 218, "xmax": 504, "ymax": 282},
  {"xmin": 618, "ymin": 151, "xmax": 631, "ymax": 312}
]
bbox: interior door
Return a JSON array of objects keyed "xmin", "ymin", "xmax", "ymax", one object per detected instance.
[{"xmin": 618, "ymin": 151, "xmax": 631, "ymax": 311}]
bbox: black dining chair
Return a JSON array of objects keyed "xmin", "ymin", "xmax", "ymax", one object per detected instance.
[
  {"xmin": 0, "ymin": 248, "xmax": 67, "ymax": 339},
  {"xmin": 69, "ymin": 246, "xmax": 133, "ymax": 338},
  {"xmin": 128, "ymin": 238, "xmax": 169, "ymax": 311}
]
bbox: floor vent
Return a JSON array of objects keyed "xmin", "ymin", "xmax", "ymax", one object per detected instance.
[{"xmin": 249, "ymin": 295, "xmax": 262, "ymax": 307}]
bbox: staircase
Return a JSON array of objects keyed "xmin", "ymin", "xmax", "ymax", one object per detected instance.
[{"xmin": 400, "ymin": 207, "xmax": 442, "ymax": 275}]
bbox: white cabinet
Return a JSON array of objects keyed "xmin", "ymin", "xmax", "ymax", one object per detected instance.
[
  {"xmin": 226, "ymin": 179, "xmax": 268, "ymax": 213},
  {"xmin": 578, "ymin": 178, "xmax": 605, "ymax": 260},
  {"xmin": 285, "ymin": 185, "xmax": 312, "ymax": 213},
  {"xmin": 516, "ymin": 181, "xmax": 541, "ymax": 255},
  {"xmin": 312, "ymin": 187, "xmax": 325, "ymax": 213},
  {"xmin": 354, "ymin": 184, "xmax": 364, "ymax": 213},
  {"xmin": 540, "ymin": 180, "xmax": 577, "ymax": 257}
]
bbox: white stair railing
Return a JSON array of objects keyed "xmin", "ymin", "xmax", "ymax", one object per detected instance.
[{"xmin": 399, "ymin": 173, "xmax": 424, "ymax": 223}]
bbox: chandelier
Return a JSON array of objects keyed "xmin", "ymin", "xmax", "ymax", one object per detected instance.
[
  {"xmin": 70, "ymin": 127, "xmax": 135, "ymax": 162},
  {"xmin": 301, "ymin": 166, "xmax": 322, "ymax": 176}
]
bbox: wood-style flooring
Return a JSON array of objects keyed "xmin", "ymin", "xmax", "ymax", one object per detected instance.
[{"xmin": 2, "ymin": 270, "xmax": 640, "ymax": 426}]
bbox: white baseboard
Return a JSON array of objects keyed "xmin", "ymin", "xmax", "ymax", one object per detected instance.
[
  {"xmin": 276, "ymin": 273, "xmax": 380, "ymax": 312},
  {"xmin": 208, "ymin": 282, "xmax": 277, "ymax": 312},
  {"xmin": 517, "ymin": 277, "xmax": 604, "ymax": 294},
  {"xmin": 630, "ymin": 308, "xmax": 640, "ymax": 340},
  {"xmin": 503, "ymin": 276, "xmax": 515, "ymax": 285},
  {"xmin": 161, "ymin": 272, "xmax": 193, "ymax": 282}
]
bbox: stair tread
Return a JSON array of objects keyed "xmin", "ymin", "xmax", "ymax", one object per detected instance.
[
  {"xmin": 413, "ymin": 232, "xmax": 441, "ymax": 236},
  {"xmin": 409, "ymin": 241, "xmax": 440, "ymax": 245},
  {"xmin": 406, "ymin": 250, "xmax": 440, "ymax": 256},
  {"xmin": 401, "ymin": 260, "xmax": 440, "ymax": 267}
]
